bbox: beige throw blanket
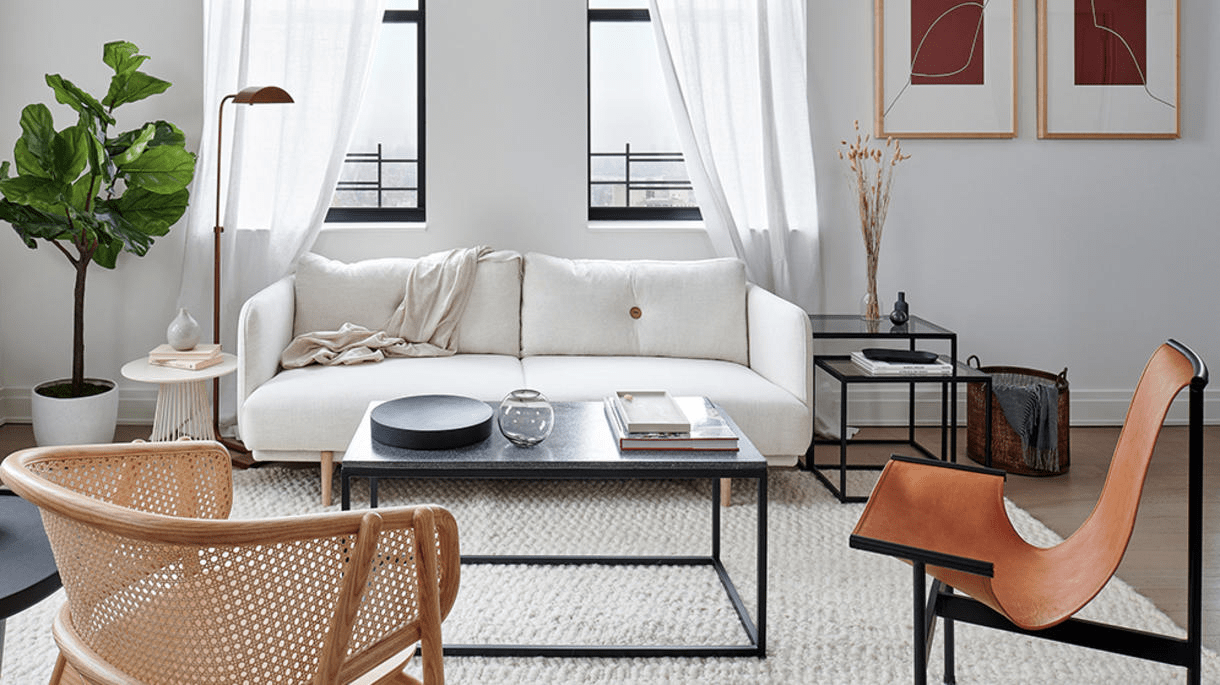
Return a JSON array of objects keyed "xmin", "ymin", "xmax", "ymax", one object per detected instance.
[{"xmin": 281, "ymin": 246, "xmax": 492, "ymax": 368}]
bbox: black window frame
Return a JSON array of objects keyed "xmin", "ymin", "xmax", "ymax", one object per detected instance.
[
  {"xmin": 588, "ymin": 7, "xmax": 701, "ymax": 222},
  {"xmin": 326, "ymin": 4, "xmax": 426, "ymax": 223}
]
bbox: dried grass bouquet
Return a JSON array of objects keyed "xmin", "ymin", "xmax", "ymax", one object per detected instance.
[{"xmin": 839, "ymin": 120, "xmax": 910, "ymax": 320}]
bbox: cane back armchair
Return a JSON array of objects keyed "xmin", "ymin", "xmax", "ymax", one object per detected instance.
[{"xmin": 0, "ymin": 440, "xmax": 460, "ymax": 685}]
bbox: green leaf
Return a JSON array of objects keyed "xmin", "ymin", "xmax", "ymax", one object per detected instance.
[
  {"xmin": 118, "ymin": 144, "xmax": 196, "ymax": 194},
  {"xmin": 45, "ymin": 74, "xmax": 114, "ymax": 126},
  {"xmin": 112, "ymin": 186, "xmax": 188, "ymax": 237},
  {"xmin": 51, "ymin": 125, "xmax": 90, "ymax": 183},
  {"xmin": 111, "ymin": 123, "xmax": 155, "ymax": 166},
  {"xmin": 0, "ymin": 174, "xmax": 68, "ymax": 213},
  {"xmin": 14, "ymin": 139, "xmax": 46, "ymax": 179},
  {"xmin": 0, "ymin": 199, "xmax": 72, "ymax": 245},
  {"xmin": 69, "ymin": 175, "xmax": 97, "ymax": 213},
  {"xmin": 104, "ymin": 71, "xmax": 172, "ymax": 109},
  {"xmin": 108, "ymin": 121, "xmax": 185, "ymax": 153},
  {"xmin": 102, "ymin": 41, "xmax": 148, "ymax": 76},
  {"xmin": 16, "ymin": 104, "xmax": 55, "ymax": 177},
  {"xmin": 91, "ymin": 231, "xmax": 122, "ymax": 269},
  {"xmin": 82, "ymin": 124, "xmax": 109, "ymax": 183},
  {"xmin": 0, "ymin": 160, "xmax": 9, "ymax": 180}
]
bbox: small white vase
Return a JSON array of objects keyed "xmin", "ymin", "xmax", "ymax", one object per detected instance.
[{"xmin": 167, "ymin": 307, "xmax": 201, "ymax": 350}]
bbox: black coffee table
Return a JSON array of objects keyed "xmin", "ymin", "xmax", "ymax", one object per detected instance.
[
  {"xmin": 340, "ymin": 399, "xmax": 767, "ymax": 658},
  {"xmin": 1, "ymin": 490, "xmax": 62, "ymax": 670}
]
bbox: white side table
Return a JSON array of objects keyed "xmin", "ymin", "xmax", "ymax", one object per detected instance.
[{"xmin": 121, "ymin": 353, "xmax": 238, "ymax": 441}]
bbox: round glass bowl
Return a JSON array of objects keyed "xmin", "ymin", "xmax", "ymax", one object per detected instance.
[{"xmin": 497, "ymin": 389, "xmax": 554, "ymax": 447}]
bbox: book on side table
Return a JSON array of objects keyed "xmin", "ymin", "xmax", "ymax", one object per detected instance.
[
  {"xmin": 604, "ymin": 394, "xmax": 739, "ymax": 451},
  {"xmin": 148, "ymin": 343, "xmax": 223, "ymax": 370},
  {"xmin": 850, "ymin": 350, "xmax": 953, "ymax": 376}
]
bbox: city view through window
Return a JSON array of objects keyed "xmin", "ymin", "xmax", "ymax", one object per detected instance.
[
  {"xmin": 329, "ymin": 2, "xmax": 420, "ymax": 219},
  {"xmin": 589, "ymin": 5, "xmax": 698, "ymax": 216}
]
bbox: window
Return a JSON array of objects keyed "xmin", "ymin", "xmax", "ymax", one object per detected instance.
[
  {"xmin": 327, "ymin": 0, "xmax": 424, "ymax": 222},
  {"xmin": 588, "ymin": 2, "xmax": 700, "ymax": 221}
]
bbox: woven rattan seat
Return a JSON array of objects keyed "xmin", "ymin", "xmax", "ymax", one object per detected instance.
[{"xmin": 0, "ymin": 440, "xmax": 459, "ymax": 685}]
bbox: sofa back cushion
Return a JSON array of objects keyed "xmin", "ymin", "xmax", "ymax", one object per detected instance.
[
  {"xmin": 293, "ymin": 251, "xmax": 521, "ymax": 355},
  {"xmin": 520, "ymin": 252, "xmax": 748, "ymax": 365}
]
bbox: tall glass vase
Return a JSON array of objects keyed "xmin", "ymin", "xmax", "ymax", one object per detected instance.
[{"xmin": 860, "ymin": 253, "xmax": 880, "ymax": 322}]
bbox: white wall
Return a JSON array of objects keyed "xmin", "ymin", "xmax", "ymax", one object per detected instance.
[
  {"xmin": 809, "ymin": 2, "xmax": 1220, "ymax": 424},
  {"xmin": 1, "ymin": 1, "xmax": 1216, "ymax": 425}
]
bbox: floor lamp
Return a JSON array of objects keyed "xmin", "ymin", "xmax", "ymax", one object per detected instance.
[{"xmin": 213, "ymin": 86, "xmax": 294, "ymax": 455}]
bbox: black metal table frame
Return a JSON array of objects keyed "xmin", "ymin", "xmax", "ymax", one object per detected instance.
[
  {"xmin": 805, "ymin": 354, "xmax": 992, "ymax": 504},
  {"xmin": 341, "ymin": 463, "xmax": 767, "ymax": 659}
]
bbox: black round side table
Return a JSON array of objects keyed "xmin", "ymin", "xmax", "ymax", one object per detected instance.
[{"xmin": 0, "ymin": 490, "xmax": 61, "ymax": 670}]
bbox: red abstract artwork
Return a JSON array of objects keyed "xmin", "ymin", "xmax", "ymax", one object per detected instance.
[
  {"xmin": 1075, "ymin": 0, "xmax": 1147, "ymax": 85},
  {"xmin": 910, "ymin": 0, "xmax": 986, "ymax": 86}
]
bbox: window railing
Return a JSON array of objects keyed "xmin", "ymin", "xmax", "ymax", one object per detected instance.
[
  {"xmin": 327, "ymin": 144, "xmax": 422, "ymax": 222},
  {"xmin": 332, "ymin": 144, "xmax": 418, "ymax": 208},
  {"xmin": 589, "ymin": 143, "xmax": 701, "ymax": 220}
]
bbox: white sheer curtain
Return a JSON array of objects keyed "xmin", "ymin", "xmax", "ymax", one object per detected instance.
[
  {"xmin": 648, "ymin": 0, "xmax": 820, "ymax": 314},
  {"xmin": 649, "ymin": 0, "xmax": 841, "ymax": 437},
  {"xmin": 177, "ymin": 0, "xmax": 386, "ymax": 431}
]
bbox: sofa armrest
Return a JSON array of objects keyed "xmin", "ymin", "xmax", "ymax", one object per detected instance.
[
  {"xmin": 746, "ymin": 284, "xmax": 811, "ymax": 407},
  {"xmin": 237, "ymin": 275, "xmax": 295, "ymax": 410}
]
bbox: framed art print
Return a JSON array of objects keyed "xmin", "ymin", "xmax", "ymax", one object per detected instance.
[
  {"xmin": 874, "ymin": 0, "xmax": 1017, "ymax": 138},
  {"xmin": 1038, "ymin": 0, "xmax": 1180, "ymax": 138}
]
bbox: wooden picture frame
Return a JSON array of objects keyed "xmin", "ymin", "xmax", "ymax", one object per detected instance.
[
  {"xmin": 874, "ymin": 0, "xmax": 1017, "ymax": 139},
  {"xmin": 1037, "ymin": 0, "xmax": 1180, "ymax": 139}
]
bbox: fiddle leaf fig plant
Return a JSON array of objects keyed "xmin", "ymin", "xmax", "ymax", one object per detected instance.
[{"xmin": 0, "ymin": 41, "xmax": 196, "ymax": 398}]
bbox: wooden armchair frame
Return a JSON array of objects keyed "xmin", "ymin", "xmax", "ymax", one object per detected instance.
[
  {"xmin": 850, "ymin": 340, "xmax": 1207, "ymax": 684},
  {"xmin": 0, "ymin": 440, "xmax": 460, "ymax": 685}
]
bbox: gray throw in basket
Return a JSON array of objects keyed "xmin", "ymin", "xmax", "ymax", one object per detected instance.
[{"xmin": 966, "ymin": 357, "xmax": 1070, "ymax": 476}]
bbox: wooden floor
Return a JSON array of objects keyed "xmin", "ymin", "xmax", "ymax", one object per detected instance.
[
  {"xmin": 811, "ymin": 424, "xmax": 1220, "ymax": 654},
  {"xmin": 3, "ymin": 422, "xmax": 1218, "ymax": 654}
]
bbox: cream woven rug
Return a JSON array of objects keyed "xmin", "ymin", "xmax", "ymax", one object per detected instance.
[{"xmin": 3, "ymin": 466, "xmax": 1215, "ymax": 684}]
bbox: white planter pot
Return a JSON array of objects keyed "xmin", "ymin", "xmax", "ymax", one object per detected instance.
[{"xmin": 31, "ymin": 378, "xmax": 119, "ymax": 446}]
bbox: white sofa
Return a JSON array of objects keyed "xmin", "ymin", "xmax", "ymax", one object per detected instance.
[{"xmin": 237, "ymin": 250, "xmax": 813, "ymax": 503}]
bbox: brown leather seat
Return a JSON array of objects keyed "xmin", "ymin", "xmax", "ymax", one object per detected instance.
[{"xmin": 851, "ymin": 340, "xmax": 1207, "ymax": 685}]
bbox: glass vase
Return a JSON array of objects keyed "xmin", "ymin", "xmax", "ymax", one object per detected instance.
[{"xmin": 497, "ymin": 389, "xmax": 554, "ymax": 447}]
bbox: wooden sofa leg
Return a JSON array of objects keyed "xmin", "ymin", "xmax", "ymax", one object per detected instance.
[
  {"xmin": 321, "ymin": 451, "xmax": 334, "ymax": 507},
  {"xmin": 720, "ymin": 478, "xmax": 732, "ymax": 507}
]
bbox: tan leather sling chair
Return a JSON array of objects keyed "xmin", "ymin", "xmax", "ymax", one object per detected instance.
[{"xmin": 851, "ymin": 339, "xmax": 1207, "ymax": 685}]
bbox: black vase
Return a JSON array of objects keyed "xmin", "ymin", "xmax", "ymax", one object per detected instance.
[{"xmin": 889, "ymin": 292, "xmax": 910, "ymax": 326}]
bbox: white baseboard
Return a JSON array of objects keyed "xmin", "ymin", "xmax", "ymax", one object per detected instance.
[{"xmin": 832, "ymin": 386, "xmax": 1219, "ymax": 427}]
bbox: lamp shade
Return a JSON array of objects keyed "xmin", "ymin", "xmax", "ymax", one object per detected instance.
[{"xmin": 231, "ymin": 85, "xmax": 294, "ymax": 105}]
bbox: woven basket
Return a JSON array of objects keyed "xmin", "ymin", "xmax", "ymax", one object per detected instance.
[{"xmin": 966, "ymin": 357, "xmax": 1070, "ymax": 476}]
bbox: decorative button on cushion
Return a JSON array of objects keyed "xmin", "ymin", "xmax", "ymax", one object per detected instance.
[{"xmin": 630, "ymin": 306, "xmax": 642, "ymax": 319}]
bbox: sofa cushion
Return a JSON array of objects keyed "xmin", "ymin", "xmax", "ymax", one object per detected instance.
[
  {"xmin": 520, "ymin": 253, "xmax": 748, "ymax": 365},
  {"xmin": 293, "ymin": 251, "xmax": 521, "ymax": 356},
  {"xmin": 239, "ymin": 354, "xmax": 526, "ymax": 452},
  {"xmin": 521, "ymin": 355, "xmax": 810, "ymax": 457}
]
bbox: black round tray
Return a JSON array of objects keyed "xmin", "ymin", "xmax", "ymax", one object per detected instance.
[{"xmin": 370, "ymin": 394, "xmax": 493, "ymax": 450}]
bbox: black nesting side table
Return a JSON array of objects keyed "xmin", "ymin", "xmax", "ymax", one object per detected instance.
[{"xmin": 801, "ymin": 315, "xmax": 992, "ymax": 503}]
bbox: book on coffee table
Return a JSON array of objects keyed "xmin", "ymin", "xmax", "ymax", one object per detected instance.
[
  {"xmin": 606, "ymin": 390, "xmax": 690, "ymax": 433},
  {"xmin": 604, "ymin": 395, "xmax": 738, "ymax": 451}
]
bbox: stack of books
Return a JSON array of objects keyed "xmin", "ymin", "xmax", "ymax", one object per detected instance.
[
  {"xmin": 148, "ymin": 343, "xmax": 223, "ymax": 370},
  {"xmin": 603, "ymin": 392, "xmax": 738, "ymax": 451},
  {"xmin": 850, "ymin": 350, "xmax": 953, "ymax": 376}
]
